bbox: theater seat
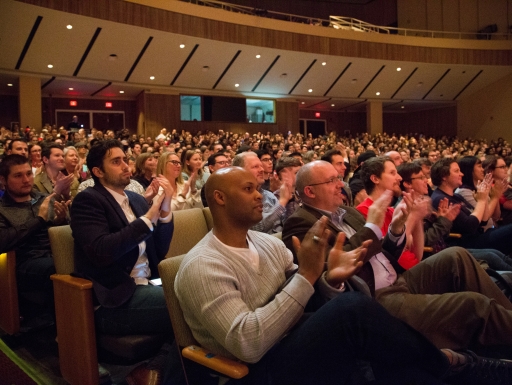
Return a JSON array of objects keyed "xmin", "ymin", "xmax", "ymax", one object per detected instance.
[
  {"xmin": 49, "ymin": 225, "xmax": 163, "ymax": 385},
  {"xmin": 159, "ymin": 255, "xmax": 248, "ymax": 383},
  {"xmin": 0, "ymin": 251, "xmax": 20, "ymax": 335}
]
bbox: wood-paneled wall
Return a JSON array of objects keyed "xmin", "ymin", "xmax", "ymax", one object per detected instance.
[
  {"xmin": 398, "ymin": 0, "xmax": 512, "ymax": 36},
  {"xmin": 383, "ymin": 106, "xmax": 457, "ymax": 138},
  {"xmin": 219, "ymin": 0, "xmax": 398, "ymax": 28},
  {"xmin": 41, "ymin": 97, "xmax": 137, "ymax": 132},
  {"xmin": 138, "ymin": 92, "xmax": 299, "ymax": 137},
  {"xmin": 19, "ymin": 0, "xmax": 512, "ymax": 66}
]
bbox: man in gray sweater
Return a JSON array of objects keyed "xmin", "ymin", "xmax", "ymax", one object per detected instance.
[{"xmin": 174, "ymin": 166, "xmax": 511, "ymax": 385}]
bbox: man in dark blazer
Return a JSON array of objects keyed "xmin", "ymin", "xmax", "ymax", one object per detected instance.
[
  {"xmin": 283, "ymin": 160, "xmax": 512, "ymax": 356},
  {"xmin": 71, "ymin": 140, "xmax": 174, "ymax": 383}
]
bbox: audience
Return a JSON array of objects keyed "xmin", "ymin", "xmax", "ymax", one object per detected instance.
[{"xmin": 2, "ymin": 125, "xmax": 512, "ymax": 383}]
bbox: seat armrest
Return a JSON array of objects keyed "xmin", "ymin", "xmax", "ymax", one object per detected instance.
[
  {"xmin": 0, "ymin": 251, "xmax": 20, "ymax": 335},
  {"xmin": 51, "ymin": 274, "xmax": 99, "ymax": 385},
  {"xmin": 182, "ymin": 345, "xmax": 248, "ymax": 379},
  {"xmin": 423, "ymin": 247, "xmax": 434, "ymax": 253},
  {"xmin": 449, "ymin": 233, "xmax": 462, "ymax": 238}
]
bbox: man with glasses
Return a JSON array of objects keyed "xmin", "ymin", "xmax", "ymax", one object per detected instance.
[
  {"xmin": 257, "ymin": 149, "xmax": 274, "ymax": 191},
  {"xmin": 232, "ymin": 152, "xmax": 293, "ymax": 234},
  {"xmin": 201, "ymin": 152, "xmax": 231, "ymax": 207},
  {"xmin": 283, "ymin": 160, "xmax": 512, "ymax": 363}
]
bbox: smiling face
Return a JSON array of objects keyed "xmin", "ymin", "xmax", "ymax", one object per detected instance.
[
  {"xmin": 164, "ymin": 153, "xmax": 182, "ymax": 181},
  {"xmin": 44, "ymin": 148, "xmax": 65, "ymax": 172},
  {"xmin": 243, "ymin": 155, "xmax": 265, "ymax": 185},
  {"xmin": 64, "ymin": 148, "xmax": 79, "ymax": 169},
  {"xmin": 302, "ymin": 162, "xmax": 344, "ymax": 212},
  {"xmin": 472, "ymin": 161, "xmax": 485, "ymax": 183},
  {"xmin": 371, "ymin": 160, "xmax": 402, "ymax": 196},
  {"xmin": 444, "ymin": 162, "xmax": 463, "ymax": 190},
  {"xmin": 493, "ymin": 158, "xmax": 508, "ymax": 181}
]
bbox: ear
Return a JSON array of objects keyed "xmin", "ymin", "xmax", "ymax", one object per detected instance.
[
  {"xmin": 42, "ymin": 156, "xmax": 49, "ymax": 164},
  {"xmin": 0, "ymin": 176, "xmax": 6, "ymax": 186},
  {"xmin": 213, "ymin": 190, "xmax": 225, "ymax": 206},
  {"xmin": 403, "ymin": 180, "xmax": 412, "ymax": 190},
  {"xmin": 302, "ymin": 185, "xmax": 315, "ymax": 199},
  {"xmin": 369, "ymin": 174, "xmax": 380, "ymax": 185},
  {"xmin": 92, "ymin": 166, "xmax": 103, "ymax": 179}
]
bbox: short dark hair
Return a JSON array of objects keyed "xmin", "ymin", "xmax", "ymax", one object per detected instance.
[
  {"xmin": 256, "ymin": 149, "xmax": 271, "ymax": 159},
  {"xmin": 274, "ymin": 157, "xmax": 302, "ymax": 175},
  {"xmin": 7, "ymin": 138, "xmax": 27, "ymax": 152},
  {"xmin": 41, "ymin": 143, "xmax": 63, "ymax": 161},
  {"xmin": 207, "ymin": 152, "xmax": 227, "ymax": 167},
  {"xmin": 87, "ymin": 139, "xmax": 124, "ymax": 183},
  {"xmin": 0, "ymin": 154, "xmax": 30, "ymax": 179},
  {"xmin": 430, "ymin": 158, "xmax": 456, "ymax": 187},
  {"xmin": 360, "ymin": 156, "xmax": 393, "ymax": 195},
  {"xmin": 397, "ymin": 162, "xmax": 423, "ymax": 191},
  {"xmin": 414, "ymin": 158, "xmax": 432, "ymax": 168},
  {"xmin": 321, "ymin": 149, "xmax": 343, "ymax": 164}
]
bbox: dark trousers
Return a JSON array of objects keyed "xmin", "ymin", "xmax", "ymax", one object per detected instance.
[
  {"xmin": 16, "ymin": 256, "xmax": 56, "ymax": 316},
  {"xmin": 94, "ymin": 284, "xmax": 172, "ymax": 338},
  {"xmin": 234, "ymin": 292, "xmax": 449, "ymax": 385},
  {"xmin": 457, "ymin": 224, "xmax": 512, "ymax": 255}
]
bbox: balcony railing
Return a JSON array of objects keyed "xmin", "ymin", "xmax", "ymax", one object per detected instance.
[{"xmin": 180, "ymin": 0, "xmax": 511, "ymax": 40}]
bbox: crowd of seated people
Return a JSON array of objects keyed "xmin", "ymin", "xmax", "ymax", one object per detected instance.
[{"xmin": 1, "ymin": 123, "xmax": 512, "ymax": 384}]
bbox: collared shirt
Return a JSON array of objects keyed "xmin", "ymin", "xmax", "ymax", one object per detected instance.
[
  {"xmin": 104, "ymin": 186, "xmax": 152, "ymax": 285},
  {"xmin": 309, "ymin": 204, "xmax": 400, "ymax": 290}
]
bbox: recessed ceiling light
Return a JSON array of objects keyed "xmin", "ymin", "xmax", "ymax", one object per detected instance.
[
  {"xmin": 322, "ymin": 62, "xmax": 326, "ymax": 66},
  {"xmin": 301, "ymin": 102, "xmax": 305, "ymax": 104},
  {"xmin": 417, "ymin": 82, "xmax": 423, "ymax": 87},
  {"xmin": 351, "ymin": 79, "xmax": 357, "ymax": 84},
  {"xmin": 331, "ymin": 104, "xmax": 335, "ymax": 107},
  {"xmin": 401, "ymin": 105, "xmax": 405, "ymax": 109},
  {"xmin": 256, "ymin": 54, "xmax": 261, "ymax": 58},
  {"xmin": 308, "ymin": 89, "xmax": 313, "ymax": 93},
  {"xmin": 69, "ymin": 87, "xmax": 74, "ymax": 90},
  {"xmin": 7, "ymin": 83, "xmax": 13, "ymax": 87},
  {"xmin": 202, "ymin": 66, "xmax": 210, "ymax": 72},
  {"xmin": 120, "ymin": 90, "xmax": 125, "ymax": 94},
  {"xmin": 47, "ymin": 64, "xmax": 53, "ymax": 68},
  {"xmin": 67, "ymin": 25, "xmax": 73, "ymax": 30},
  {"xmin": 376, "ymin": 92, "xmax": 380, "ymax": 96},
  {"xmin": 150, "ymin": 76, "xmax": 155, "ymax": 80},
  {"xmin": 108, "ymin": 54, "xmax": 118, "ymax": 61},
  {"xmin": 179, "ymin": 44, "xmax": 185, "ymax": 48},
  {"xmin": 235, "ymin": 84, "xmax": 239, "ymax": 87},
  {"xmin": 397, "ymin": 67, "xmax": 401, "ymax": 71}
]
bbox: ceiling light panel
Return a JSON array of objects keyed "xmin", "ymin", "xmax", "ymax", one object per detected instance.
[
  {"xmin": 0, "ymin": 2, "xmax": 96, "ymax": 75},
  {"xmin": 171, "ymin": 42, "xmax": 241, "ymax": 90},
  {"xmin": 77, "ymin": 23, "xmax": 151, "ymax": 82},
  {"xmin": 214, "ymin": 49, "xmax": 278, "ymax": 92}
]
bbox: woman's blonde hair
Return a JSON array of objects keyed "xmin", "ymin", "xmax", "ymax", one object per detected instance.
[{"xmin": 157, "ymin": 151, "xmax": 183, "ymax": 184}]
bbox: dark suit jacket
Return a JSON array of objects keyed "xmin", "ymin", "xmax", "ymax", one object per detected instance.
[
  {"xmin": 282, "ymin": 204, "xmax": 405, "ymax": 296},
  {"xmin": 70, "ymin": 183, "xmax": 174, "ymax": 308}
]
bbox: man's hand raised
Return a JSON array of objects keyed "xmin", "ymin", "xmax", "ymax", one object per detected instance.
[
  {"xmin": 325, "ymin": 233, "xmax": 370, "ymax": 288},
  {"xmin": 292, "ymin": 216, "xmax": 330, "ymax": 286}
]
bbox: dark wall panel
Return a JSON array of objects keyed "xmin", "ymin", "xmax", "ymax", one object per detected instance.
[{"xmin": 0, "ymin": 95, "xmax": 19, "ymax": 129}]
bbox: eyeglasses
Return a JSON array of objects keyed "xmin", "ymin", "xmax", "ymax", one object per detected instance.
[
  {"xmin": 215, "ymin": 160, "xmax": 231, "ymax": 166},
  {"xmin": 495, "ymin": 165, "xmax": 507, "ymax": 170},
  {"xmin": 308, "ymin": 175, "xmax": 344, "ymax": 186},
  {"xmin": 260, "ymin": 158, "xmax": 273, "ymax": 163},
  {"xmin": 167, "ymin": 160, "xmax": 181, "ymax": 166},
  {"xmin": 410, "ymin": 175, "xmax": 428, "ymax": 181}
]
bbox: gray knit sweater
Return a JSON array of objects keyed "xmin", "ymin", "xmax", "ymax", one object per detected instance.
[{"xmin": 175, "ymin": 230, "xmax": 315, "ymax": 363}]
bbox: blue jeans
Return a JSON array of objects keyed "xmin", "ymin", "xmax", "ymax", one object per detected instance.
[
  {"xmin": 94, "ymin": 284, "xmax": 172, "ymax": 338},
  {"xmin": 467, "ymin": 248, "xmax": 512, "ymax": 271},
  {"xmin": 233, "ymin": 292, "xmax": 448, "ymax": 385}
]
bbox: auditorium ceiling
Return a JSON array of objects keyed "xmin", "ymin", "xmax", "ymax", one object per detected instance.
[{"xmin": 1, "ymin": 0, "xmax": 512, "ymax": 112}]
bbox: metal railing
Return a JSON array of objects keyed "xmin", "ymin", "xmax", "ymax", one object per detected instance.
[{"xmin": 180, "ymin": 0, "xmax": 511, "ymax": 40}]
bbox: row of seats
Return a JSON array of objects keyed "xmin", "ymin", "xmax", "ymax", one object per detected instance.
[{"xmin": 1, "ymin": 208, "xmax": 262, "ymax": 384}]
